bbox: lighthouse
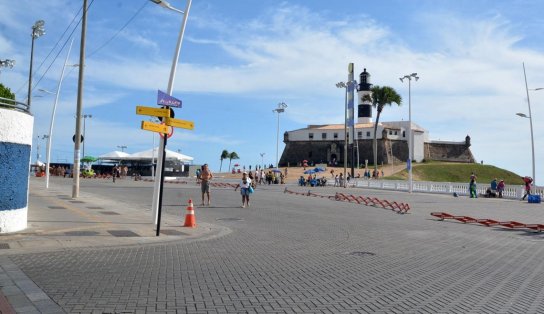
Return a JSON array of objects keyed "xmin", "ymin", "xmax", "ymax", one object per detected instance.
[{"xmin": 357, "ymin": 68, "xmax": 372, "ymax": 123}]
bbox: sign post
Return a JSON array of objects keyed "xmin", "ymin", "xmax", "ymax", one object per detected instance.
[{"xmin": 136, "ymin": 95, "xmax": 194, "ymax": 236}]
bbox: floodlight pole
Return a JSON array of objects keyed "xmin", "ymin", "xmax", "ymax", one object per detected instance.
[{"xmin": 523, "ymin": 62, "xmax": 536, "ymax": 185}]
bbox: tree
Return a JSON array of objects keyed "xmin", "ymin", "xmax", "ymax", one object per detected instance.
[
  {"xmin": 219, "ymin": 149, "xmax": 229, "ymax": 172},
  {"xmin": 363, "ymin": 85, "xmax": 402, "ymax": 173},
  {"xmin": 0, "ymin": 83, "xmax": 15, "ymax": 107},
  {"xmin": 228, "ymin": 151, "xmax": 239, "ymax": 171}
]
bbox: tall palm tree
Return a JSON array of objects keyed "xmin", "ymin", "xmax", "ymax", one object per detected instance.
[
  {"xmin": 228, "ymin": 151, "xmax": 239, "ymax": 171},
  {"xmin": 219, "ymin": 149, "xmax": 229, "ymax": 172},
  {"xmin": 362, "ymin": 85, "xmax": 402, "ymax": 173}
]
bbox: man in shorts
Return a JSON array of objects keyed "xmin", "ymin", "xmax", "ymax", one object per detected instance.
[{"xmin": 200, "ymin": 164, "xmax": 213, "ymax": 206}]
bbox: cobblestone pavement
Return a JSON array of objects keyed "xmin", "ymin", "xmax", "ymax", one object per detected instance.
[{"xmin": 6, "ymin": 177, "xmax": 544, "ymax": 313}]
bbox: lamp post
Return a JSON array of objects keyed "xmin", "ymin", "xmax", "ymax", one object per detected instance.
[
  {"xmin": 36, "ymin": 135, "xmax": 48, "ymax": 163},
  {"xmin": 82, "ymin": 114, "xmax": 92, "ymax": 157},
  {"xmin": 336, "ymin": 82, "xmax": 348, "ymax": 187},
  {"xmin": 117, "ymin": 145, "xmax": 127, "ymax": 152},
  {"xmin": 260, "ymin": 153, "xmax": 265, "ymax": 169},
  {"xmin": 518, "ymin": 62, "xmax": 541, "ymax": 185},
  {"xmin": 273, "ymin": 102, "xmax": 287, "ymax": 168},
  {"xmin": 399, "ymin": 73, "xmax": 419, "ymax": 193},
  {"xmin": 149, "ymin": 0, "xmax": 192, "ymax": 236},
  {"xmin": 43, "ymin": 37, "xmax": 76, "ymax": 189},
  {"xmin": 27, "ymin": 20, "xmax": 45, "ymax": 112}
]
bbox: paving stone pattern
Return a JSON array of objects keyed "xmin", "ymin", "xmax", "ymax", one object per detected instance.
[{"xmin": 10, "ymin": 184, "xmax": 544, "ymax": 313}]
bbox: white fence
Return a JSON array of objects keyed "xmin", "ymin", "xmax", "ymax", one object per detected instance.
[{"xmin": 344, "ymin": 179, "xmax": 542, "ymax": 200}]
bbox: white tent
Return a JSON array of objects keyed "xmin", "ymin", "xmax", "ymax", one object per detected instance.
[
  {"xmin": 127, "ymin": 148, "xmax": 193, "ymax": 162},
  {"xmin": 98, "ymin": 151, "xmax": 131, "ymax": 160}
]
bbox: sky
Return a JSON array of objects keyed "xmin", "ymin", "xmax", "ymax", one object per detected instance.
[{"xmin": 1, "ymin": 0, "xmax": 544, "ymax": 180}]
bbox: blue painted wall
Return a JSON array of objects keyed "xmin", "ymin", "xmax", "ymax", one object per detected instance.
[{"xmin": 0, "ymin": 142, "xmax": 31, "ymax": 210}]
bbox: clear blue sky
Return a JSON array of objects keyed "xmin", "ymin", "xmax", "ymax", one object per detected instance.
[{"xmin": 1, "ymin": 0, "xmax": 544, "ymax": 180}]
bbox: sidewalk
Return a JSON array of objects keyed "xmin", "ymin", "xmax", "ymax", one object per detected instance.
[{"xmin": 0, "ymin": 177, "xmax": 229, "ymax": 313}]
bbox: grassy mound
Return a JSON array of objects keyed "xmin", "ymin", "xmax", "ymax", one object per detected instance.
[{"xmin": 387, "ymin": 162, "xmax": 524, "ymax": 185}]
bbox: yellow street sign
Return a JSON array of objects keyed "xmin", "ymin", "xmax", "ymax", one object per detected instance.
[
  {"xmin": 141, "ymin": 121, "xmax": 169, "ymax": 134},
  {"xmin": 136, "ymin": 106, "xmax": 171, "ymax": 118},
  {"xmin": 164, "ymin": 117, "xmax": 194, "ymax": 130}
]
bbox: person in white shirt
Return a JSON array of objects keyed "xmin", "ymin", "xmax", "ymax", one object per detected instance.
[{"xmin": 234, "ymin": 172, "xmax": 252, "ymax": 208}]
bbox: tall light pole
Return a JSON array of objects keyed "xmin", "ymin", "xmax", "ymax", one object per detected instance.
[
  {"xmin": 149, "ymin": 0, "xmax": 192, "ymax": 237},
  {"xmin": 273, "ymin": 102, "xmax": 287, "ymax": 168},
  {"xmin": 36, "ymin": 135, "xmax": 48, "ymax": 162},
  {"xmin": 73, "ymin": 0, "xmax": 88, "ymax": 198},
  {"xmin": 82, "ymin": 114, "xmax": 92, "ymax": 157},
  {"xmin": 260, "ymin": 152, "xmax": 265, "ymax": 169},
  {"xmin": 44, "ymin": 37, "xmax": 76, "ymax": 189},
  {"xmin": 400, "ymin": 73, "xmax": 419, "ymax": 193},
  {"xmin": 336, "ymin": 82, "xmax": 348, "ymax": 186},
  {"xmin": 518, "ymin": 62, "xmax": 541, "ymax": 185},
  {"xmin": 117, "ymin": 145, "xmax": 127, "ymax": 152},
  {"xmin": 27, "ymin": 20, "xmax": 45, "ymax": 112}
]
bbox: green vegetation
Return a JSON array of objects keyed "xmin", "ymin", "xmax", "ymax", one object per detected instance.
[
  {"xmin": 0, "ymin": 83, "xmax": 15, "ymax": 100},
  {"xmin": 386, "ymin": 162, "xmax": 524, "ymax": 185}
]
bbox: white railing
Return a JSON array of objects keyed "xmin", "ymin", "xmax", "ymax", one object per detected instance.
[{"xmin": 341, "ymin": 179, "xmax": 542, "ymax": 200}]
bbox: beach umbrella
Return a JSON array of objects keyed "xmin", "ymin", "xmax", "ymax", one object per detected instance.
[
  {"xmin": 272, "ymin": 169, "xmax": 282, "ymax": 173},
  {"xmin": 234, "ymin": 163, "xmax": 240, "ymax": 167},
  {"xmin": 314, "ymin": 167, "xmax": 325, "ymax": 172},
  {"xmin": 303, "ymin": 169, "xmax": 316, "ymax": 174},
  {"xmin": 81, "ymin": 156, "xmax": 97, "ymax": 163}
]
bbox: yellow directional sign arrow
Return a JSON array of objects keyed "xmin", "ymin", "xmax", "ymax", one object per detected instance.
[
  {"xmin": 141, "ymin": 121, "xmax": 169, "ymax": 134},
  {"xmin": 136, "ymin": 106, "xmax": 171, "ymax": 118},
  {"xmin": 164, "ymin": 117, "xmax": 194, "ymax": 130}
]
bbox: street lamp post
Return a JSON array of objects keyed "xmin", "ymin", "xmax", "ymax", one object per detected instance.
[
  {"xmin": 0, "ymin": 59, "xmax": 15, "ymax": 78},
  {"xmin": 44, "ymin": 37, "xmax": 76, "ymax": 189},
  {"xmin": 518, "ymin": 62, "xmax": 541, "ymax": 185},
  {"xmin": 273, "ymin": 102, "xmax": 287, "ymax": 168},
  {"xmin": 36, "ymin": 135, "xmax": 48, "ymax": 162},
  {"xmin": 82, "ymin": 114, "xmax": 92, "ymax": 157},
  {"xmin": 260, "ymin": 153, "xmax": 265, "ymax": 169},
  {"xmin": 149, "ymin": 0, "xmax": 193, "ymax": 236},
  {"xmin": 117, "ymin": 145, "xmax": 127, "ymax": 152},
  {"xmin": 27, "ymin": 20, "xmax": 45, "ymax": 112},
  {"xmin": 336, "ymin": 82, "xmax": 348, "ymax": 187},
  {"xmin": 399, "ymin": 73, "xmax": 419, "ymax": 193}
]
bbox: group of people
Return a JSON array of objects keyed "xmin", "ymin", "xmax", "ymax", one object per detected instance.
[
  {"xmin": 197, "ymin": 164, "xmax": 254, "ymax": 208},
  {"xmin": 298, "ymin": 175, "xmax": 327, "ymax": 187}
]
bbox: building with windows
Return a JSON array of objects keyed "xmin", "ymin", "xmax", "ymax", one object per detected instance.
[{"xmin": 279, "ymin": 67, "xmax": 474, "ymax": 168}]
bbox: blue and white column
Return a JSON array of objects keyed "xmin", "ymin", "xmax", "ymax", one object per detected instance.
[{"xmin": 0, "ymin": 108, "xmax": 33, "ymax": 233}]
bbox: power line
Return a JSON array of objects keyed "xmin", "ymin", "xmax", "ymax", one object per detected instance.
[{"xmin": 88, "ymin": 0, "xmax": 149, "ymax": 58}]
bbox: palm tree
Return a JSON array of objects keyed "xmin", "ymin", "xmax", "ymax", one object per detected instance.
[
  {"xmin": 219, "ymin": 149, "xmax": 229, "ymax": 172},
  {"xmin": 228, "ymin": 151, "xmax": 240, "ymax": 171},
  {"xmin": 363, "ymin": 85, "xmax": 402, "ymax": 173}
]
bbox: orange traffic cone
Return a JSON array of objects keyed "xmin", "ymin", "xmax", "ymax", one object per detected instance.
[{"xmin": 183, "ymin": 199, "xmax": 196, "ymax": 227}]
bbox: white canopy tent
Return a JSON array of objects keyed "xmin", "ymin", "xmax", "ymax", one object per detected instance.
[
  {"xmin": 126, "ymin": 148, "xmax": 193, "ymax": 163},
  {"xmin": 98, "ymin": 150, "xmax": 131, "ymax": 160}
]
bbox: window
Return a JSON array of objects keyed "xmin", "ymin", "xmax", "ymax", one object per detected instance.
[
  {"xmin": 389, "ymin": 130, "xmax": 393, "ymax": 135},
  {"xmin": 309, "ymin": 133, "xmax": 314, "ymax": 140},
  {"xmin": 394, "ymin": 131, "xmax": 398, "ymax": 135},
  {"xmin": 403, "ymin": 131, "xmax": 406, "ymax": 137},
  {"xmin": 334, "ymin": 133, "xmax": 338, "ymax": 139},
  {"xmin": 322, "ymin": 133, "xmax": 327, "ymax": 139},
  {"xmin": 358, "ymin": 131, "xmax": 362, "ymax": 139},
  {"xmin": 367, "ymin": 131, "xmax": 371, "ymax": 137}
]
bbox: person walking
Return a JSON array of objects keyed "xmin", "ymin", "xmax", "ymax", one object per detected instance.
[
  {"xmin": 497, "ymin": 179, "xmax": 505, "ymax": 198},
  {"xmin": 469, "ymin": 178, "xmax": 477, "ymax": 198},
  {"xmin": 234, "ymin": 172, "xmax": 252, "ymax": 208},
  {"xmin": 200, "ymin": 164, "xmax": 213, "ymax": 206},
  {"xmin": 522, "ymin": 176, "xmax": 533, "ymax": 201}
]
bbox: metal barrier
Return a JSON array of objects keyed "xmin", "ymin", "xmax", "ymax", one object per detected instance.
[
  {"xmin": 284, "ymin": 188, "xmax": 410, "ymax": 214},
  {"xmin": 430, "ymin": 212, "xmax": 544, "ymax": 232},
  {"xmin": 0, "ymin": 96, "xmax": 30, "ymax": 114}
]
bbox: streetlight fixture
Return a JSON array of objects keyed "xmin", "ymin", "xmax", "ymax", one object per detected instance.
[
  {"xmin": 519, "ymin": 62, "xmax": 541, "ymax": 185},
  {"xmin": 149, "ymin": 0, "xmax": 193, "ymax": 237},
  {"xmin": 27, "ymin": 20, "xmax": 45, "ymax": 112},
  {"xmin": 0, "ymin": 59, "xmax": 15, "ymax": 78},
  {"xmin": 336, "ymin": 80, "xmax": 357, "ymax": 186},
  {"xmin": 400, "ymin": 72, "xmax": 419, "ymax": 193},
  {"xmin": 117, "ymin": 145, "xmax": 127, "ymax": 152},
  {"xmin": 273, "ymin": 102, "xmax": 287, "ymax": 168}
]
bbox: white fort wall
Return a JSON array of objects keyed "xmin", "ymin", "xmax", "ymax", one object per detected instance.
[{"xmin": 0, "ymin": 108, "xmax": 33, "ymax": 233}]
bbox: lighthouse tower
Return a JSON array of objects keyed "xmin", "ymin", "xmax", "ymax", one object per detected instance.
[{"xmin": 357, "ymin": 68, "xmax": 372, "ymax": 123}]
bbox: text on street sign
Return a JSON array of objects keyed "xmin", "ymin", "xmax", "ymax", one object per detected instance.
[
  {"xmin": 136, "ymin": 106, "xmax": 171, "ymax": 118},
  {"xmin": 141, "ymin": 121, "xmax": 169, "ymax": 134},
  {"xmin": 164, "ymin": 117, "xmax": 194, "ymax": 130}
]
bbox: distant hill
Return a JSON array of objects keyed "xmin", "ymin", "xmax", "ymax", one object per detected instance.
[{"xmin": 387, "ymin": 162, "xmax": 525, "ymax": 185}]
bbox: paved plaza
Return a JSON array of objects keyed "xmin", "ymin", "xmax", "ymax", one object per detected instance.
[{"xmin": 1, "ymin": 176, "xmax": 544, "ymax": 313}]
